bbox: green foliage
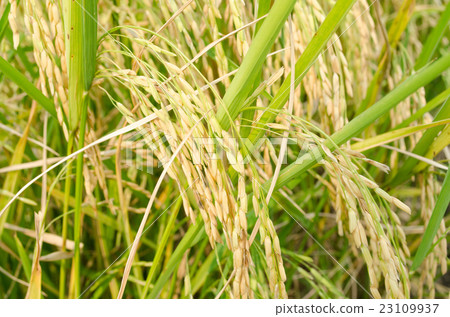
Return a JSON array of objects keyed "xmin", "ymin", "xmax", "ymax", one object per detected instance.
[{"xmin": 0, "ymin": 0, "xmax": 449, "ymax": 300}]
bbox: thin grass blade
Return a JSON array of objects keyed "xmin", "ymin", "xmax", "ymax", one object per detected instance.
[
  {"xmin": 148, "ymin": 218, "xmax": 203, "ymax": 298},
  {"xmin": 415, "ymin": 2, "xmax": 450, "ymax": 70},
  {"xmin": 247, "ymin": 0, "xmax": 357, "ymax": 145},
  {"xmin": 265, "ymin": 54, "xmax": 450, "ymax": 192},
  {"xmin": 411, "ymin": 168, "xmax": 450, "ymax": 271},
  {"xmin": 216, "ymin": 0, "xmax": 297, "ymax": 131},
  {"xmin": 389, "ymin": 96, "xmax": 450, "ymax": 186},
  {"xmin": 0, "ymin": 57, "xmax": 57, "ymax": 118}
]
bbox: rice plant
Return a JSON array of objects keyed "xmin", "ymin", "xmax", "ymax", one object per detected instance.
[{"xmin": 0, "ymin": 0, "xmax": 449, "ymax": 299}]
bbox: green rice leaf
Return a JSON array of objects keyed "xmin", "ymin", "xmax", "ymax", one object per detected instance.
[
  {"xmin": 148, "ymin": 217, "xmax": 204, "ymax": 298},
  {"xmin": 216, "ymin": 0, "xmax": 297, "ymax": 131},
  {"xmin": 415, "ymin": 2, "xmax": 450, "ymax": 70},
  {"xmin": 266, "ymin": 54, "xmax": 450, "ymax": 192},
  {"xmin": 389, "ymin": 95, "xmax": 450, "ymax": 186},
  {"xmin": 247, "ymin": 0, "xmax": 357, "ymax": 146},
  {"xmin": 0, "ymin": 56, "xmax": 57, "ymax": 118},
  {"xmin": 411, "ymin": 168, "xmax": 450, "ymax": 271}
]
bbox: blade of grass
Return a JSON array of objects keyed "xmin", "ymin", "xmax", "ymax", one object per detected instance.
[
  {"xmin": 228, "ymin": 0, "xmax": 358, "ymax": 183},
  {"xmin": 14, "ymin": 235, "xmax": 31, "ymax": 281},
  {"xmin": 414, "ymin": 2, "xmax": 450, "ymax": 70},
  {"xmin": 142, "ymin": 197, "xmax": 182, "ymax": 297},
  {"xmin": 0, "ymin": 2, "xmax": 11, "ymax": 43},
  {"xmin": 59, "ymin": 135, "xmax": 74, "ymax": 299},
  {"xmin": 239, "ymin": 0, "xmax": 272, "ymax": 138},
  {"xmin": 395, "ymin": 87, "xmax": 450, "ymax": 129},
  {"xmin": 389, "ymin": 96, "xmax": 450, "ymax": 186},
  {"xmin": 411, "ymin": 168, "xmax": 450, "ymax": 271},
  {"xmin": 351, "ymin": 119, "xmax": 450, "ymax": 152},
  {"xmin": 216, "ymin": 0, "xmax": 297, "ymax": 131},
  {"xmin": 272, "ymin": 192, "xmax": 313, "ymax": 232},
  {"xmin": 72, "ymin": 101, "xmax": 89, "ymax": 298},
  {"xmin": 0, "ymin": 104, "xmax": 37, "ymax": 238},
  {"xmin": 413, "ymin": 124, "xmax": 450, "ymax": 172},
  {"xmin": 265, "ymin": 54, "xmax": 450, "ymax": 192},
  {"xmin": 83, "ymin": 0, "xmax": 98, "ymax": 90},
  {"xmin": 148, "ymin": 218, "xmax": 204, "ymax": 298},
  {"xmin": 246, "ymin": 0, "xmax": 358, "ymax": 146},
  {"xmin": 358, "ymin": 0, "xmax": 415, "ymax": 113},
  {"xmin": 0, "ymin": 57, "xmax": 57, "ymax": 119},
  {"xmin": 190, "ymin": 245, "xmax": 225, "ymax": 295},
  {"xmin": 66, "ymin": 0, "xmax": 98, "ymax": 298},
  {"xmin": 66, "ymin": 0, "xmax": 84, "ymax": 131},
  {"xmin": 26, "ymin": 214, "xmax": 42, "ymax": 299},
  {"xmin": 65, "ymin": 0, "xmax": 97, "ymax": 129}
]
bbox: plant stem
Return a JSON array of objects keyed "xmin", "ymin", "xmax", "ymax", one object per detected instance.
[
  {"xmin": 64, "ymin": 0, "xmax": 97, "ymax": 297},
  {"xmin": 59, "ymin": 133, "xmax": 74, "ymax": 299},
  {"xmin": 73, "ymin": 100, "xmax": 88, "ymax": 298},
  {"xmin": 66, "ymin": 0, "xmax": 84, "ymax": 132}
]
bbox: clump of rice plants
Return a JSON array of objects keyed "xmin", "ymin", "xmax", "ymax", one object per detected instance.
[{"xmin": 0, "ymin": 0, "xmax": 449, "ymax": 299}]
